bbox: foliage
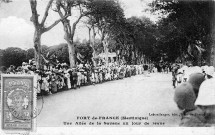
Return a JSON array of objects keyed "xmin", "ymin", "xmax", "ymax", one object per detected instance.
[
  {"xmin": 75, "ymin": 42, "xmax": 93, "ymax": 63},
  {"xmin": 111, "ymin": 15, "xmax": 157, "ymax": 64},
  {"xmin": 85, "ymin": 0, "xmax": 159, "ymax": 64},
  {"xmin": 1, "ymin": 47, "xmax": 27, "ymax": 67},
  {"xmin": 0, "ymin": 49, "xmax": 4, "ymax": 67},
  {"xmin": 127, "ymin": 17, "xmax": 157, "ymax": 57},
  {"xmin": 0, "ymin": 41, "xmax": 94, "ymax": 68},
  {"xmin": 150, "ymin": 0, "xmax": 214, "ymax": 64},
  {"xmin": 86, "ymin": 0, "xmax": 126, "ymax": 46},
  {"xmin": 26, "ymin": 48, "xmax": 35, "ymax": 61}
]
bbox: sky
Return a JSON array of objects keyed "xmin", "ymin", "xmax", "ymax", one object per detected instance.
[{"xmin": 0, "ymin": 0, "xmax": 158, "ymax": 50}]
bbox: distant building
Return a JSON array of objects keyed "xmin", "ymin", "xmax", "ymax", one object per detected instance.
[{"xmin": 98, "ymin": 52, "xmax": 117, "ymax": 63}]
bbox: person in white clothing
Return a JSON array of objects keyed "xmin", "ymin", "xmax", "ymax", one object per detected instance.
[{"xmin": 65, "ymin": 71, "xmax": 71, "ymax": 89}]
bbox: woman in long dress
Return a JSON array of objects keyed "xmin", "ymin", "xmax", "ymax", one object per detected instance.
[
  {"xmin": 65, "ymin": 71, "xmax": 71, "ymax": 89},
  {"xmin": 77, "ymin": 70, "xmax": 82, "ymax": 88},
  {"xmin": 50, "ymin": 73, "xmax": 58, "ymax": 93}
]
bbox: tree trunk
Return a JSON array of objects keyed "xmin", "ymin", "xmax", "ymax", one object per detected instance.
[
  {"xmin": 209, "ymin": 0, "xmax": 215, "ymax": 66},
  {"xmin": 68, "ymin": 41, "xmax": 76, "ymax": 68},
  {"xmin": 63, "ymin": 23, "xmax": 76, "ymax": 68},
  {"xmin": 33, "ymin": 30, "xmax": 42, "ymax": 69},
  {"xmin": 30, "ymin": 0, "xmax": 68, "ymax": 70},
  {"xmin": 92, "ymin": 26, "xmax": 96, "ymax": 57},
  {"xmin": 129, "ymin": 45, "xmax": 132, "ymax": 65},
  {"xmin": 102, "ymin": 39, "xmax": 109, "ymax": 66},
  {"xmin": 197, "ymin": 53, "xmax": 202, "ymax": 66},
  {"xmin": 57, "ymin": 5, "xmax": 84, "ymax": 68},
  {"xmin": 88, "ymin": 27, "xmax": 91, "ymax": 44},
  {"xmin": 91, "ymin": 26, "xmax": 96, "ymax": 66}
]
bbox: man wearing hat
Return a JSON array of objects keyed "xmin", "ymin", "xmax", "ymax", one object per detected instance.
[
  {"xmin": 188, "ymin": 73, "xmax": 205, "ymax": 97},
  {"xmin": 205, "ymin": 66, "xmax": 214, "ymax": 79},
  {"xmin": 174, "ymin": 82, "xmax": 206, "ymax": 126},
  {"xmin": 174, "ymin": 82, "xmax": 197, "ymax": 112},
  {"xmin": 194, "ymin": 78, "xmax": 215, "ymax": 125},
  {"xmin": 176, "ymin": 68, "xmax": 183, "ymax": 86},
  {"xmin": 178, "ymin": 78, "xmax": 215, "ymax": 126}
]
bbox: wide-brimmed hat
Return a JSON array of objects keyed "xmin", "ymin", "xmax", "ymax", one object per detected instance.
[
  {"xmin": 206, "ymin": 66, "xmax": 214, "ymax": 77},
  {"xmin": 94, "ymin": 69, "xmax": 98, "ymax": 73},
  {"xmin": 17, "ymin": 66, "xmax": 23, "ymax": 71},
  {"xmin": 188, "ymin": 73, "xmax": 205, "ymax": 96},
  {"xmin": 177, "ymin": 68, "xmax": 183, "ymax": 74},
  {"xmin": 67, "ymin": 69, "xmax": 72, "ymax": 72},
  {"xmin": 195, "ymin": 66, "xmax": 202, "ymax": 73},
  {"xmin": 174, "ymin": 82, "xmax": 196, "ymax": 110},
  {"xmin": 195, "ymin": 78, "xmax": 215, "ymax": 106},
  {"xmin": 22, "ymin": 62, "xmax": 27, "ymax": 65},
  {"xmin": 46, "ymin": 71, "xmax": 52, "ymax": 75},
  {"xmin": 201, "ymin": 65, "xmax": 209, "ymax": 72},
  {"xmin": 79, "ymin": 69, "xmax": 84, "ymax": 72},
  {"xmin": 35, "ymin": 70, "xmax": 40, "ymax": 73},
  {"xmin": 71, "ymin": 67, "xmax": 76, "ymax": 70},
  {"xmin": 180, "ymin": 65, "xmax": 188, "ymax": 72}
]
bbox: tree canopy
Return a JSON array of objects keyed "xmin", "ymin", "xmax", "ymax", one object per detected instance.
[
  {"xmin": 3, "ymin": 0, "xmax": 214, "ymax": 67},
  {"xmin": 150, "ymin": 0, "xmax": 214, "ymax": 65}
]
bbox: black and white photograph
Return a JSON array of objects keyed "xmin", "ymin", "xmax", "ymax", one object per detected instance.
[{"xmin": 0, "ymin": 0, "xmax": 215, "ymax": 134}]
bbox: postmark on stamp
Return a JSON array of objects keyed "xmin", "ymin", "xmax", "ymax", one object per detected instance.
[{"xmin": 1, "ymin": 74, "xmax": 36, "ymax": 133}]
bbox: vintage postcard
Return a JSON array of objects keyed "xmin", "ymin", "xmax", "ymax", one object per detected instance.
[{"xmin": 0, "ymin": 0, "xmax": 215, "ymax": 135}]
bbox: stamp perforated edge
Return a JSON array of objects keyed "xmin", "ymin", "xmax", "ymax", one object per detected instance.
[{"xmin": 0, "ymin": 74, "xmax": 37, "ymax": 134}]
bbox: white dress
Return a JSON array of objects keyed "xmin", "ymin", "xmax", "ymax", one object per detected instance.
[
  {"xmin": 65, "ymin": 73, "xmax": 71, "ymax": 89},
  {"xmin": 77, "ymin": 72, "xmax": 82, "ymax": 86}
]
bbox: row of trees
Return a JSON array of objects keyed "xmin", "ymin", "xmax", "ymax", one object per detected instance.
[
  {"xmin": 3, "ymin": 0, "xmax": 215, "ymax": 68},
  {"xmin": 29, "ymin": 0, "xmax": 215, "ymax": 67},
  {"xmin": 29, "ymin": 0, "xmax": 124, "ymax": 68},
  {"xmin": 149, "ymin": 0, "xmax": 215, "ymax": 66},
  {"xmin": 0, "ymin": 42, "xmax": 93, "ymax": 68},
  {"xmin": 29, "ymin": 0, "xmax": 158, "ymax": 68}
]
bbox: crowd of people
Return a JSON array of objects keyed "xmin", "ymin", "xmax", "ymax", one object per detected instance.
[
  {"xmin": 173, "ymin": 63, "xmax": 215, "ymax": 126},
  {"xmin": 171, "ymin": 64, "xmax": 214, "ymax": 88},
  {"xmin": 2, "ymin": 58, "xmax": 214, "ymax": 126},
  {"xmin": 0, "ymin": 59, "xmax": 149, "ymax": 96}
]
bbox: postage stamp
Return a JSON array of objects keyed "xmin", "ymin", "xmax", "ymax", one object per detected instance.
[{"xmin": 1, "ymin": 74, "xmax": 36, "ymax": 133}]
